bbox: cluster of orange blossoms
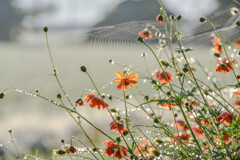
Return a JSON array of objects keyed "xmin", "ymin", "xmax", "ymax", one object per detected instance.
[
  {"xmin": 172, "ymin": 108, "xmax": 240, "ymax": 148},
  {"xmin": 103, "ymin": 141, "xmax": 128, "ymax": 159},
  {"xmin": 74, "ymin": 71, "xmax": 139, "ymax": 159},
  {"xmin": 210, "ymin": 36, "xmax": 238, "ymax": 73}
]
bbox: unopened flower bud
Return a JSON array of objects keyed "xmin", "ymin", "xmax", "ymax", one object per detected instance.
[
  {"xmin": 110, "ymin": 108, "xmax": 117, "ymax": 113},
  {"xmin": 155, "ymin": 139, "xmax": 163, "ymax": 145},
  {"xmin": 175, "ymin": 72, "xmax": 183, "ymax": 78},
  {"xmin": 0, "ymin": 92, "xmax": 4, "ymax": 99},
  {"xmin": 236, "ymin": 75, "xmax": 240, "ymax": 79},
  {"xmin": 93, "ymin": 147, "xmax": 98, "ymax": 152},
  {"xmin": 170, "ymin": 15, "xmax": 175, "ymax": 20},
  {"xmin": 236, "ymin": 21, "xmax": 240, "ymax": 26},
  {"xmin": 80, "ymin": 66, "xmax": 87, "ymax": 72},
  {"xmin": 137, "ymin": 36, "xmax": 144, "ymax": 43},
  {"xmin": 116, "ymin": 116, "xmax": 121, "ymax": 121},
  {"xmin": 160, "ymin": 60, "xmax": 169, "ymax": 67},
  {"xmin": 116, "ymin": 137, "xmax": 121, "ymax": 143},
  {"xmin": 57, "ymin": 94, "xmax": 62, "ymax": 99},
  {"xmin": 152, "ymin": 149, "xmax": 160, "ymax": 157},
  {"xmin": 156, "ymin": 15, "xmax": 164, "ymax": 23},
  {"xmin": 213, "ymin": 53, "xmax": 221, "ymax": 57},
  {"xmin": 130, "ymin": 154, "xmax": 135, "ymax": 159},
  {"xmin": 144, "ymin": 95, "xmax": 149, "ymax": 101},
  {"xmin": 176, "ymin": 15, "xmax": 182, "ymax": 21},
  {"xmin": 183, "ymin": 67, "xmax": 188, "ymax": 73},
  {"xmin": 43, "ymin": 26, "xmax": 48, "ymax": 32},
  {"xmin": 154, "ymin": 118, "xmax": 159, "ymax": 123},
  {"xmin": 141, "ymin": 53, "xmax": 147, "ymax": 57},
  {"xmin": 123, "ymin": 130, "xmax": 129, "ymax": 136},
  {"xmin": 56, "ymin": 149, "xmax": 65, "ymax": 155},
  {"xmin": 199, "ymin": 17, "xmax": 206, "ymax": 23}
]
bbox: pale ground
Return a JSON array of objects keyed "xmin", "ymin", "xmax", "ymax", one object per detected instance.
[{"xmin": 0, "ymin": 30, "xmax": 238, "ymax": 158}]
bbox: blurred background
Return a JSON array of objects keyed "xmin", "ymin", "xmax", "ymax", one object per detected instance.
[
  {"xmin": 0, "ymin": 0, "xmax": 238, "ymax": 41},
  {"xmin": 0, "ymin": 0, "xmax": 239, "ymax": 159}
]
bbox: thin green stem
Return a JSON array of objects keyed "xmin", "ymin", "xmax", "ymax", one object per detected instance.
[
  {"xmin": 71, "ymin": 136, "xmax": 99, "ymax": 160},
  {"xmin": 207, "ymin": 20, "xmax": 239, "ymax": 84},
  {"xmin": 0, "ymin": 144, "xmax": 19, "ymax": 158},
  {"xmin": 85, "ymin": 71, "xmax": 140, "ymax": 158},
  {"xmin": 142, "ymin": 41, "xmax": 203, "ymax": 155},
  {"xmin": 45, "ymin": 32, "xmax": 74, "ymax": 107},
  {"xmin": 59, "ymin": 99, "xmax": 105, "ymax": 160},
  {"xmin": 9, "ymin": 132, "xmax": 22, "ymax": 158},
  {"xmin": 5, "ymin": 87, "xmax": 115, "ymax": 142}
]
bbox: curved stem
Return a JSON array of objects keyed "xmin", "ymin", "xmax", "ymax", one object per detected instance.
[
  {"xmin": 59, "ymin": 99, "xmax": 105, "ymax": 160},
  {"xmin": 207, "ymin": 20, "xmax": 239, "ymax": 84}
]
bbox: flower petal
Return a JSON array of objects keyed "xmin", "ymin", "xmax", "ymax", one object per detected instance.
[{"xmin": 115, "ymin": 72, "xmax": 124, "ymax": 79}]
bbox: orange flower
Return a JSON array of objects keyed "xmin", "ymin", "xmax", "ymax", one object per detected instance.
[
  {"xmin": 104, "ymin": 141, "xmax": 128, "ymax": 159},
  {"xmin": 75, "ymin": 98, "xmax": 84, "ymax": 106},
  {"xmin": 234, "ymin": 99, "xmax": 240, "ymax": 106},
  {"xmin": 233, "ymin": 39, "xmax": 240, "ymax": 48},
  {"xmin": 217, "ymin": 111, "xmax": 233, "ymax": 126},
  {"xmin": 214, "ymin": 45, "xmax": 222, "ymax": 55},
  {"xmin": 175, "ymin": 120, "xmax": 189, "ymax": 132},
  {"xmin": 200, "ymin": 120, "xmax": 211, "ymax": 126},
  {"xmin": 156, "ymin": 15, "xmax": 164, "ymax": 23},
  {"xmin": 158, "ymin": 98, "xmax": 183, "ymax": 110},
  {"xmin": 214, "ymin": 64, "xmax": 231, "ymax": 73},
  {"xmin": 109, "ymin": 121, "xmax": 128, "ymax": 134},
  {"xmin": 113, "ymin": 71, "xmax": 138, "ymax": 91},
  {"xmin": 211, "ymin": 37, "xmax": 222, "ymax": 54},
  {"xmin": 171, "ymin": 134, "xmax": 190, "ymax": 145},
  {"xmin": 223, "ymin": 58, "xmax": 237, "ymax": 70},
  {"xmin": 213, "ymin": 134, "xmax": 230, "ymax": 144},
  {"xmin": 83, "ymin": 93, "xmax": 109, "ymax": 110},
  {"xmin": 138, "ymin": 30, "xmax": 153, "ymax": 40},
  {"xmin": 235, "ymin": 91, "xmax": 240, "ymax": 97},
  {"xmin": 135, "ymin": 140, "xmax": 156, "ymax": 156},
  {"xmin": 153, "ymin": 70, "xmax": 172, "ymax": 85},
  {"xmin": 65, "ymin": 146, "xmax": 77, "ymax": 154},
  {"xmin": 192, "ymin": 125, "xmax": 204, "ymax": 139}
]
